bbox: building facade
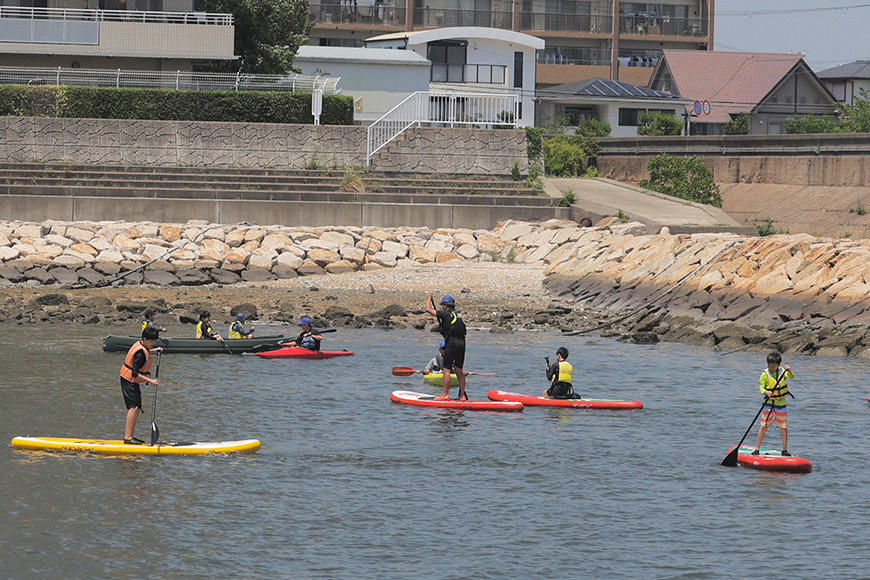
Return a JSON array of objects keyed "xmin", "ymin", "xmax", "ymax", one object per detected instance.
[
  {"xmin": 0, "ymin": 0, "xmax": 234, "ymax": 71},
  {"xmin": 308, "ymin": 0, "xmax": 713, "ymax": 88}
]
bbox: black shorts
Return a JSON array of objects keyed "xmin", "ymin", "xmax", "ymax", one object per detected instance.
[
  {"xmin": 442, "ymin": 343, "xmax": 466, "ymax": 371},
  {"xmin": 121, "ymin": 377, "xmax": 143, "ymax": 410},
  {"xmin": 547, "ymin": 382, "xmax": 573, "ymax": 399}
]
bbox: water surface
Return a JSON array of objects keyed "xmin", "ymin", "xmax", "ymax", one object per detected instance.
[{"xmin": 1, "ymin": 325, "xmax": 868, "ymax": 579}]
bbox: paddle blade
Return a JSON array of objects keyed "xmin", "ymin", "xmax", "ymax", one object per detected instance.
[
  {"xmin": 392, "ymin": 367, "xmax": 418, "ymax": 376},
  {"xmin": 151, "ymin": 421, "xmax": 159, "ymax": 446},
  {"xmin": 721, "ymin": 447, "xmax": 739, "ymax": 468}
]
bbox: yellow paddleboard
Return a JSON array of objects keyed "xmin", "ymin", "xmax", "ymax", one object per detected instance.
[{"xmin": 11, "ymin": 436, "xmax": 261, "ymax": 455}]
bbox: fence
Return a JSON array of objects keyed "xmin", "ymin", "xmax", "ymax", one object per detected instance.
[
  {"xmin": 0, "ymin": 66, "xmax": 341, "ymax": 94},
  {"xmin": 366, "ymin": 91, "xmax": 519, "ymax": 164}
]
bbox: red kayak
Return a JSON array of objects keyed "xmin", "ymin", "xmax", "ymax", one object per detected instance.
[
  {"xmin": 256, "ymin": 346, "xmax": 355, "ymax": 359},
  {"xmin": 728, "ymin": 445, "xmax": 812, "ymax": 473},
  {"xmin": 390, "ymin": 390, "xmax": 523, "ymax": 412},
  {"xmin": 487, "ymin": 390, "xmax": 643, "ymax": 409}
]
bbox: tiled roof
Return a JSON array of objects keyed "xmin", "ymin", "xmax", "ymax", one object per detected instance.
[
  {"xmin": 816, "ymin": 60, "xmax": 870, "ymax": 80},
  {"xmin": 545, "ymin": 77, "xmax": 685, "ymax": 100},
  {"xmin": 660, "ymin": 50, "xmax": 803, "ymax": 123}
]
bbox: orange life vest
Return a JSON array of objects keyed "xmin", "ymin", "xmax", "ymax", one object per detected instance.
[{"xmin": 120, "ymin": 340, "xmax": 152, "ymax": 383}]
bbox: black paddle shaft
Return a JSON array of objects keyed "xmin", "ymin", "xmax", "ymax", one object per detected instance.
[
  {"xmin": 721, "ymin": 369, "xmax": 789, "ymax": 467},
  {"xmin": 150, "ymin": 351, "xmax": 161, "ymax": 446}
]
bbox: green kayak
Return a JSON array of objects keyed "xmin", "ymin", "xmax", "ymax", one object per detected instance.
[{"xmin": 102, "ymin": 334, "xmax": 294, "ymax": 354}]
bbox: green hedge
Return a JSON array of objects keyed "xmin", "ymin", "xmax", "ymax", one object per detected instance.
[{"xmin": 0, "ymin": 85, "xmax": 353, "ymax": 125}]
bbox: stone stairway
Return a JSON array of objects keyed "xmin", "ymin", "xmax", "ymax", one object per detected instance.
[
  {"xmin": 0, "ymin": 163, "xmax": 546, "ymax": 204},
  {"xmin": 0, "ymin": 162, "xmax": 568, "ymax": 229}
]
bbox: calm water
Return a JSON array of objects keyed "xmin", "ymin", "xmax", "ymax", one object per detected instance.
[{"xmin": 1, "ymin": 324, "xmax": 868, "ymax": 580}]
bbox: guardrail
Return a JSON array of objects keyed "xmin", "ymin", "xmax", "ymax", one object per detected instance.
[
  {"xmin": 0, "ymin": 66, "xmax": 341, "ymax": 94},
  {"xmin": 0, "ymin": 6, "xmax": 232, "ymax": 25},
  {"xmin": 367, "ymin": 91, "xmax": 519, "ymax": 165}
]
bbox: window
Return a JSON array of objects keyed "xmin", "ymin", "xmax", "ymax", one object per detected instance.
[
  {"xmin": 514, "ymin": 51, "xmax": 523, "ymax": 89},
  {"xmin": 565, "ymin": 106, "xmax": 595, "ymax": 125},
  {"xmin": 429, "ymin": 41, "xmax": 468, "ymax": 83},
  {"xmin": 619, "ymin": 108, "xmax": 645, "ymax": 126}
]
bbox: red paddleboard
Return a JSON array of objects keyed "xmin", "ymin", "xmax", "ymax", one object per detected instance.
[
  {"xmin": 256, "ymin": 346, "xmax": 354, "ymax": 359},
  {"xmin": 390, "ymin": 390, "xmax": 523, "ymax": 412},
  {"xmin": 487, "ymin": 390, "xmax": 643, "ymax": 409},
  {"xmin": 729, "ymin": 445, "xmax": 812, "ymax": 473}
]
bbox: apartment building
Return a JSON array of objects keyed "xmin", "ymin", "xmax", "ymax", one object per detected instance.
[
  {"xmin": 0, "ymin": 0, "xmax": 234, "ymax": 71},
  {"xmin": 308, "ymin": 0, "xmax": 713, "ymax": 88}
]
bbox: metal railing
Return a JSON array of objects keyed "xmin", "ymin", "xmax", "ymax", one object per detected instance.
[
  {"xmin": 366, "ymin": 91, "xmax": 519, "ymax": 165},
  {"xmin": 309, "ymin": 2, "xmax": 406, "ymax": 26},
  {"xmin": 413, "ymin": 8, "xmax": 512, "ymax": 29},
  {"xmin": 519, "ymin": 12, "xmax": 612, "ymax": 34},
  {"xmin": 0, "ymin": 6, "xmax": 233, "ymax": 25},
  {"xmin": 431, "ymin": 63, "xmax": 507, "ymax": 85},
  {"xmin": 0, "ymin": 66, "xmax": 341, "ymax": 94},
  {"xmin": 620, "ymin": 15, "xmax": 708, "ymax": 37}
]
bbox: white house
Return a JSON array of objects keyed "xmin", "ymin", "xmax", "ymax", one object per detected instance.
[
  {"xmin": 537, "ymin": 77, "xmax": 692, "ymax": 136},
  {"xmin": 364, "ymin": 27, "xmax": 544, "ymax": 127},
  {"xmin": 294, "ymin": 46, "xmax": 430, "ymax": 124}
]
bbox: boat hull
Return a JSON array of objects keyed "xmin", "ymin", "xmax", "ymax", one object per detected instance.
[{"xmin": 103, "ymin": 334, "xmax": 294, "ymax": 354}]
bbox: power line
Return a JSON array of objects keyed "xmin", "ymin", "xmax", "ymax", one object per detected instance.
[{"xmin": 717, "ymin": 3, "xmax": 870, "ymax": 16}]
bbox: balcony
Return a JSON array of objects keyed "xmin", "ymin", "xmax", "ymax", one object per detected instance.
[
  {"xmin": 309, "ymin": 2, "xmax": 406, "ymax": 26},
  {"xmin": 620, "ymin": 14, "xmax": 708, "ymax": 37},
  {"xmin": 0, "ymin": 6, "xmax": 233, "ymax": 60},
  {"xmin": 519, "ymin": 12, "xmax": 612, "ymax": 34},
  {"xmin": 413, "ymin": 8, "xmax": 512, "ymax": 30},
  {"xmin": 431, "ymin": 63, "xmax": 507, "ymax": 84}
]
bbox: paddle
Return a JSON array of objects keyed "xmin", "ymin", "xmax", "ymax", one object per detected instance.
[
  {"xmin": 391, "ymin": 366, "xmax": 494, "ymax": 377},
  {"xmin": 721, "ymin": 369, "xmax": 788, "ymax": 467},
  {"xmin": 150, "ymin": 351, "xmax": 161, "ymax": 446},
  {"xmin": 219, "ymin": 337, "xmax": 234, "ymax": 355}
]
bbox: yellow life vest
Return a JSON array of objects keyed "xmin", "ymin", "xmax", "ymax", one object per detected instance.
[
  {"xmin": 552, "ymin": 361, "xmax": 573, "ymax": 385},
  {"xmin": 228, "ymin": 322, "xmax": 248, "ymax": 339},
  {"xmin": 196, "ymin": 321, "xmax": 212, "ymax": 339}
]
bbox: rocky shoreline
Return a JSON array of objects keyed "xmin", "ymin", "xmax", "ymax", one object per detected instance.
[{"xmin": 3, "ymin": 217, "xmax": 870, "ymax": 358}]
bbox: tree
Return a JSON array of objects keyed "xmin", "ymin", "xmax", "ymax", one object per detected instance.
[
  {"xmin": 839, "ymin": 88, "xmax": 870, "ymax": 133},
  {"xmin": 784, "ymin": 114, "xmax": 841, "ymax": 134},
  {"xmin": 639, "ymin": 154, "xmax": 722, "ymax": 207},
  {"xmin": 637, "ymin": 112, "xmax": 684, "ymax": 136},
  {"xmin": 196, "ymin": 0, "xmax": 312, "ymax": 74},
  {"xmin": 722, "ymin": 113, "xmax": 749, "ymax": 135}
]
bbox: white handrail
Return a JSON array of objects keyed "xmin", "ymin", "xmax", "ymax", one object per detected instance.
[{"xmin": 366, "ymin": 91, "xmax": 519, "ymax": 165}]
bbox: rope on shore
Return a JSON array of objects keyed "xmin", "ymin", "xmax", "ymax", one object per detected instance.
[{"xmin": 566, "ymin": 239, "xmax": 744, "ymax": 336}]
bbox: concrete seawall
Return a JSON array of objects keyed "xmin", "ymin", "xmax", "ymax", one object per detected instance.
[{"xmin": 4, "ymin": 217, "xmax": 870, "ymax": 357}]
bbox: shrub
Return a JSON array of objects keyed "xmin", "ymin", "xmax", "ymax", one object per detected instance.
[
  {"xmin": 542, "ymin": 135, "xmax": 601, "ymax": 177},
  {"xmin": 510, "ymin": 161, "xmax": 521, "ymax": 181},
  {"xmin": 525, "ymin": 126, "xmax": 544, "ymax": 161},
  {"xmin": 637, "ymin": 112, "xmax": 684, "ymax": 136},
  {"xmin": 784, "ymin": 114, "xmax": 842, "ymax": 134},
  {"xmin": 558, "ymin": 190, "xmax": 576, "ymax": 207},
  {"xmin": 0, "ymin": 84, "xmax": 353, "ymax": 125},
  {"xmin": 639, "ymin": 154, "xmax": 722, "ymax": 207},
  {"xmin": 575, "ymin": 118, "xmax": 611, "ymax": 137},
  {"xmin": 722, "ymin": 114, "xmax": 750, "ymax": 135},
  {"xmin": 754, "ymin": 217, "xmax": 787, "ymax": 236}
]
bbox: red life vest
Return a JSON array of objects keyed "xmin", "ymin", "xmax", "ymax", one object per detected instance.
[{"xmin": 120, "ymin": 340, "xmax": 152, "ymax": 383}]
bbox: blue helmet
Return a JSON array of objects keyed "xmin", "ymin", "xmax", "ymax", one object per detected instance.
[
  {"xmin": 439, "ymin": 341, "xmax": 446, "ymax": 349},
  {"xmin": 298, "ymin": 316, "xmax": 312, "ymax": 326},
  {"xmin": 236, "ymin": 313, "xmax": 246, "ymax": 322},
  {"xmin": 439, "ymin": 295, "xmax": 455, "ymax": 305}
]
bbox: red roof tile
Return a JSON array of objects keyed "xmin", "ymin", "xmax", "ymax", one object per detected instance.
[{"xmin": 661, "ymin": 50, "xmax": 803, "ymax": 123}]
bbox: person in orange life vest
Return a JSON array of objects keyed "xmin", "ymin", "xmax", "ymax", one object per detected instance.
[
  {"xmin": 753, "ymin": 351, "xmax": 795, "ymax": 456},
  {"xmin": 141, "ymin": 307, "xmax": 167, "ymax": 334},
  {"xmin": 425, "ymin": 292, "xmax": 467, "ymax": 401},
  {"xmin": 120, "ymin": 326, "xmax": 163, "ymax": 445}
]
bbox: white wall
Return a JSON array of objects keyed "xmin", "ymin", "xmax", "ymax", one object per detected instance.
[{"xmin": 294, "ymin": 59, "xmax": 430, "ymax": 124}]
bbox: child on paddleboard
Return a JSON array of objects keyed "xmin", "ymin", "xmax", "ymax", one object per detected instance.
[
  {"xmin": 120, "ymin": 326, "xmax": 163, "ymax": 445},
  {"xmin": 543, "ymin": 346, "xmax": 577, "ymax": 399},
  {"xmin": 753, "ymin": 351, "xmax": 794, "ymax": 456}
]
